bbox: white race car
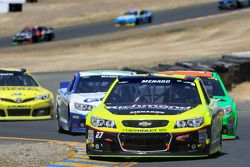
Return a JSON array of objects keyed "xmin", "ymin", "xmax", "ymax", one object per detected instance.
[{"xmin": 56, "ymin": 70, "xmax": 136, "ymax": 133}]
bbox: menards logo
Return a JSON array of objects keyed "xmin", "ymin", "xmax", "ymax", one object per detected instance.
[{"xmin": 141, "ymin": 80, "xmax": 171, "ymax": 84}]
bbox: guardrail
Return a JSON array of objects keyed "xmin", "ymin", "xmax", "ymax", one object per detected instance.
[{"xmin": 122, "ymin": 52, "xmax": 250, "ymax": 91}]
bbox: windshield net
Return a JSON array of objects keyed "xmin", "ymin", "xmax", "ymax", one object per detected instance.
[
  {"xmin": 105, "ymin": 78, "xmax": 201, "ymax": 106},
  {"xmin": 0, "ymin": 72, "xmax": 38, "ymax": 86},
  {"xmin": 76, "ymin": 76, "xmax": 116, "ymax": 93},
  {"xmin": 200, "ymin": 77, "xmax": 225, "ymax": 97}
]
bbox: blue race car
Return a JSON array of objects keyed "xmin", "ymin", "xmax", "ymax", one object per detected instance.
[
  {"xmin": 218, "ymin": 0, "xmax": 250, "ymax": 9},
  {"xmin": 115, "ymin": 9, "xmax": 153, "ymax": 27}
]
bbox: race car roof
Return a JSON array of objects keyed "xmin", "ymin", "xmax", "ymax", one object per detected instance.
[
  {"xmin": 158, "ymin": 71, "xmax": 213, "ymax": 78},
  {"xmin": 78, "ymin": 70, "xmax": 136, "ymax": 77},
  {"xmin": 0, "ymin": 68, "xmax": 27, "ymax": 73}
]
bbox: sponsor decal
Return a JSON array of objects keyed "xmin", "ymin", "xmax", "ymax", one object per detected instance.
[
  {"xmin": 0, "ymin": 73, "xmax": 14, "ymax": 76},
  {"xmin": 130, "ymin": 110, "xmax": 165, "ymax": 114},
  {"xmin": 0, "ymin": 87, "xmax": 39, "ymax": 91},
  {"xmin": 88, "ymin": 130, "xmax": 94, "ymax": 143},
  {"xmin": 12, "ymin": 93, "xmax": 22, "ymax": 96},
  {"xmin": 101, "ymin": 75, "xmax": 117, "ymax": 78},
  {"xmin": 122, "ymin": 128, "xmax": 167, "ymax": 133},
  {"xmin": 141, "ymin": 80, "xmax": 171, "ymax": 84},
  {"xmin": 198, "ymin": 129, "xmax": 207, "ymax": 143},
  {"xmin": 83, "ymin": 98, "xmax": 103, "ymax": 103},
  {"xmin": 72, "ymin": 115, "xmax": 80, "ymax": 119},
  {"xmin": 107, "ymin": 105, "xmax": 192, "ymax": 111},
  {"xmin": 7, "ymin": 105, "xmax": 31, "ymax": 108}
]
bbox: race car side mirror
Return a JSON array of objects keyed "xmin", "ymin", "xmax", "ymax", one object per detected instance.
[{"xmin": 60, "ymin": 81, "xmax": 70, "ymax": 89}]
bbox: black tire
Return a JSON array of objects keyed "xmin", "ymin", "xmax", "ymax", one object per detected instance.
[
  {"xmin": 67, "ymin": 107, "xmax": 72, "ymax": 134},
  {"xmin": 135, "ymin": 19, "xmax": 140, "ymax": 25},
  {"xmin": 236, "ymin": 1, "xmax": 243, "ymax": 8},
  {"xmin": 44, "ymin": 35, "xmax": 49, "ymax": 41},
  {"xmin": 32, "ymin": 36, "xmax": 38, "ymax": 43},
  {"xmin": 57, "ymin": 111, "xmax": 65, "ymax": 134},
  {"xmin": 148, "ymin": 16, "xmax": 152, "ymax": 23}
]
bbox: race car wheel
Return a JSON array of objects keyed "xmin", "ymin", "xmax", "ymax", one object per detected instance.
[
  {"xmin": 67, "ymin": 107, "xmax": 72, "ymax": 134},
  {"xmin": 57, "ymin": 111, "xmax": 65, "ymax": 134},
  {"xmin": 148, "ymin": 16, "xmax": 152, "ymax": 23},
  {"xmin": 45, "ymin": 34, "xmax": 53, "ymax": 41},
  {"xmin": 135, "ymin": 19, "xmax": 140, "ymax": 25},
  {"xmin": 236, "ymin": 1, "xmax": 242, "ymax": 8},
  {"xmin": 32, "ymin": 36, "xmax": 38, "ymax": 43}
]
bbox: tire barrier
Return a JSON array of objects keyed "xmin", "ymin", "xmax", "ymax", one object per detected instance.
[
  {"xmin": 0, "ymin": 0, "xmax": 36, "ymax": 14},
  {"xmin": 122, "ymin": 52, "xmax": 250, "ymax": 91},
  {"xmin": 8, "ymin": 3, "xmax": 22, "ymax": 12},
  {"xmin": 26, "ymin": 0, "xmax": 37, "ymax": 3}
]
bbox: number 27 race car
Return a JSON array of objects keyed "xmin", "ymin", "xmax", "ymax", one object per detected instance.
[{"xmin": 86, "ymin": 75, "xmax": 223, "ymax": 158}]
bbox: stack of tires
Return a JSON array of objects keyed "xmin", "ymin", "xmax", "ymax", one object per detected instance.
[
  {"xmin": 122, "ymin": 52, "xmax": 250, "ymax": 91},
  {"xmin": 0, "ymin": 0, "xmax": 37, "ymax": 13}
]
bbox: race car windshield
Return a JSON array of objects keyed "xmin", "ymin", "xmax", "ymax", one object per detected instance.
[
  {"xmin": 76, "ymin": 76, "xmax": 116, "ymax": 93},
  {"xmin": 124, "ymin": 11, "xmax": 138, "ymax": 16},
  {"xmin": 0, "ymin": 73, "xmax": 38, "ymax": 86},
  {"xmin": 200, "ymin": 77, "xmax": 225, "ymax": 97},
  {"xmin": 105, "ymin": 78, "xmax": 201, "ymax": 107},
  {"xmin": 20, "ymin": 29, "xmax": 32, "ymax": 34}
]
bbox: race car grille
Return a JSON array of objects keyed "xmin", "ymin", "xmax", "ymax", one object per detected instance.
[
  {"xmin": 122, "ymin": 120, "xmax": 169, "ymax": 128},
  {"xmin": 0, "ymin": 110, "xmax": 6, "ymax": 117},
  {"xmin": 1, "ymin": 98, "xmax": 35, "ymax": 103},
  {"xmin": 7, "ymin": 109, "xmax": 31, "ymax": 116},
  {"xmin": 119, "ymin": 133, "xmax": 171, "ymax": 152}
]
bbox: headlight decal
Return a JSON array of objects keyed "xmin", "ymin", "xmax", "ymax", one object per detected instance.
[
  {"xmin": 222, "ymin": 106, "xmax": 232, "ymax": 115},
  {"xmin": 74, "ymin": 103, "xmax": 94, "ymax": 111},
  {"xmin": 35, "ymin": 94, "xmax": 50, "ymax": 100},
  {"xmin": 91, "ymin": 116, "xmax": 116, "ymax": 128},
  {"xmin": 175, "ymin": 116, "xmax": 204, "ymax": 128}
]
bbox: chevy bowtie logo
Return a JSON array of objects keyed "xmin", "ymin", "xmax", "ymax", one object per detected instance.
[
  {"xmin": 15, "ymin": 98, "xmax": 23, "ymax": 103},
  {"xmin": 138, "ymin": 121, "xmax": 152, "ymax": 127}
]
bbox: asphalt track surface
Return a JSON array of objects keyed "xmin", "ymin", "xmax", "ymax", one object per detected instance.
[
  {"xmin": 0, "ymin": 72, "xmax": 250, "ymax": 167},
  {"xmin": 0, "ymin": 2, "xmax": 230, "ymax": 48}
]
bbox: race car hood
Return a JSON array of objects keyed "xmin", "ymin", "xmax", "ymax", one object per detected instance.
[
  {"xmin": 70, "ymin": 92, "xmax": 106, "ymax": 106},
  {"xmin": 0, "ymin": 86, "xmax": 51, "ymax": 101},
  {"xmin": 13, "ymin": 32, "xmax": 31, "ymax": 39},
  {"xmin": 115, "ymin": 15, "xmax": 137, "ymax": 23},
  {"xmin": 104, "ymin": 104, "xmax": 197, "ymax": 115}
]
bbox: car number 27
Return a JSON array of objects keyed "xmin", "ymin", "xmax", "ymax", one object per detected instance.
[{"xmin": 95, "ymin": 131, "xmax": 104, "ymax": 139}]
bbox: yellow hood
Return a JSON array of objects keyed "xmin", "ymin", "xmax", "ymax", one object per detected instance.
[{"xmin": 0, "ymin": 86, "xmax": 51, "ymax": 101}]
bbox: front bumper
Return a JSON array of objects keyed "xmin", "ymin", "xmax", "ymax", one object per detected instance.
[
  {"xmin": 115, "ymin": 22, "xmax": 136, "ymax": 27},
  {"xmin": 0, "ymin": 100, "xmax": 53, "ymax": 121},
  {"xmin": 218, "ymin": 2, "xmax": 237, "ymax": 9},
  {"xmin": 222, "ymin": 114, "xmax": 237, "ymax": 140},
  {"xmin": 86, "ymin": 127, "xmax": 211, "ymax": 157},
  {"xmin": 12, "ymin": 38, "xmax": 32, "ymax": 45},
  {"xmin": 70, "ymin": 113, "xmax": 87, "ymax": 133}
]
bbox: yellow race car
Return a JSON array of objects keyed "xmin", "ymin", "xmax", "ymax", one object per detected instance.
[
  {"xmin": 86, "ymin": 74, "xmax": 223, "ymax": 158},
  {"xmin": 0, "ymin": 68, "xmax": 54, "ymax": 120}
]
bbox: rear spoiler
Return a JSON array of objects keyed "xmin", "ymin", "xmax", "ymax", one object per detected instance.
[{"xmin": 60, "ymin": 81, "xmax": 70, "ymax": 89}]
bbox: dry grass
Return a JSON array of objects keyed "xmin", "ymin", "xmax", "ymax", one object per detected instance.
[
  {"xmin": 230, "ymin": 82, "xmax": 250, "ymax": 103},
  {"xmin": 0, "ymin": 0, "xmax": 215, "ymax": 37},
  {"xmin": 1, "ymin": 9, "xmax": 250, "ymax": 73}
]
